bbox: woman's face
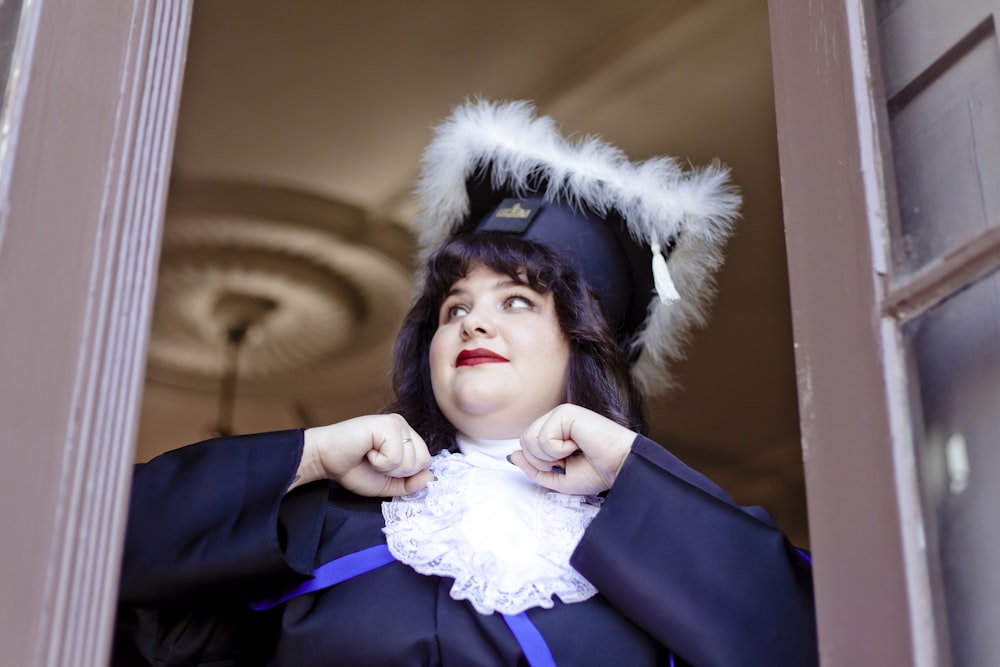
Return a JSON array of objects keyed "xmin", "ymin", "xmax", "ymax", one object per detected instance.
[{"xmin": 429, "ymin": 263, "xmax": 570, "ymax": 440}]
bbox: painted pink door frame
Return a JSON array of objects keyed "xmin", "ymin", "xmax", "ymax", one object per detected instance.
[{"xmin": 0, "ymin": 1, "xmax": 192, "ymax": 665}]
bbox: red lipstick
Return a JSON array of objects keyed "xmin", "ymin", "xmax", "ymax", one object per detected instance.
[{"xmin": 456, "ymin": 348, "xmax": 509, "ymax": 367}]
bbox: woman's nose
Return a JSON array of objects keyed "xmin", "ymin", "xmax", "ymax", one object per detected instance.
[{"xmin": 459, "ymin": 309, "xmax": 494, "ymax": 339}]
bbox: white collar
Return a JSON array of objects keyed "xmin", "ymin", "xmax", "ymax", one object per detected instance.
[
  {"xmin": 456, "ymin": 433, "xmax": 520, "ymax": 469},
  {"xmin": 382, "ymin": 447, "xmax": 602, "ymax": 615}
]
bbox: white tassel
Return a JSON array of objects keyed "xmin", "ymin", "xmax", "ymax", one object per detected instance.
[{"xmin": 651, "ymin": 241, "xmax": 680, "ymax": 304}]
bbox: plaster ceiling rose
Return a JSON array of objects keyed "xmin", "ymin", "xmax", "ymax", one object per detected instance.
[{"xmin": 145, "ymin": 181, "xmax": 415, "ymax": 396}]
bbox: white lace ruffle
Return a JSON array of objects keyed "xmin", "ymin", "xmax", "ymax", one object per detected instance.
[{"xmin": 382, "ymin": 451, "xmax": 602, "ymax": 615}]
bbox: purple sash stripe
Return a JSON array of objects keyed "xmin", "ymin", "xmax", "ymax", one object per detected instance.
[
  {"xmin": 252, "ymin": 543, "xmax": 562, "ymax": 666},
  {"xmin": 502, "ymin": 612, "xmax": 559, "ymax": 667},
  {"xmin": 250, "ymin": 544, "xmax": 396, "ymax": 611}
]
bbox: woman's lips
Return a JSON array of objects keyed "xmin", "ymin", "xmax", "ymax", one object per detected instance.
[{"xmin": 456, "ymin": 348, "xmax": 509, "ymax": 367}]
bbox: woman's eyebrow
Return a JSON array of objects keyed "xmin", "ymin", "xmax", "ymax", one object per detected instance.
[
  {"xmin": 445, "ymin": 279, "xmax": 526, "ymax": 299},
  {"xmin": 493, "ymin": 279, "xmax": 526, "ymax": 290}
]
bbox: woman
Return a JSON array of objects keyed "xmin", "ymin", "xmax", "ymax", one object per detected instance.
[{"xmin": 114, "ymin": 101, "xmax": 817, "ymax": 666}]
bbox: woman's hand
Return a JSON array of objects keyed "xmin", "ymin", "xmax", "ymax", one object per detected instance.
[
  {"xmin": 290, "ymin": 414, "xmax": 433, "ymax": 497},
  {"xmin": 509, "ymin": 404, "xmax": 637, "ymax": 495}
]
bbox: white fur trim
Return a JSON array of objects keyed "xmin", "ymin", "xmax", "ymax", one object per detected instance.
[{"xmin": 414, "ymin": 99, "xmax": 741, "ymax": 395}]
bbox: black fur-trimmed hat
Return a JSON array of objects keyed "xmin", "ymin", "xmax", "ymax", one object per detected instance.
[{"xmin": 413, "ymin": 99, "xmax": 740, "ymax": 395}]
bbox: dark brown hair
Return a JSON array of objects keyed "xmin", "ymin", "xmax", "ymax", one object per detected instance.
[{"xmin": 385, "ymin": 232, "xmax": 645, "ymax": 454}]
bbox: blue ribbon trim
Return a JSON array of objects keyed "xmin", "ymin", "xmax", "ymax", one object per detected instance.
[
  {"xmin": 251, "ymin": 544, "xmax": 396, "ymax": 610},
  {"xmin": 502, "ymin": 612, "xmax": 559, "ymax": 667},
  {"xmin": 253, "ymin": 543, "xmax": 561, "ymax": 666}
]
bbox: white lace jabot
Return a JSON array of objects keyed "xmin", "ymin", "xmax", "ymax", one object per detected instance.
[{"xmin": 382, "ymin": 435, "xmax": 602, "ymax": 615}]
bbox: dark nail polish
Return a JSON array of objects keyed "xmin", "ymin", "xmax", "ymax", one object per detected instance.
[
  {"xmin": 505, "ymin": 454, "xmax": 514, "ymax": 465},
  {"xmin": 551, "ymin": 465, "xmax": 566, "ymax": 474}
]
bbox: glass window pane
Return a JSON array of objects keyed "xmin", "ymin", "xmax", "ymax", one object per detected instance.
[
  {"xmin": 0, "ymin": 0, "xmax": 24, "ymax": 116},
  {"xmin": 875, "ymin": 0, "xmax": 905, "ymax": 24},
  {"xmin": 886, "ymin": 20, "xmax": 1000, "ymax": 278},
  {"xmin": 904, "ymin": 268, "xmax": 1000, "ymax": 666}
]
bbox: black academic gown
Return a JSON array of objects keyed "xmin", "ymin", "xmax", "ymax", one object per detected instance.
[{"xmin": 113, "ymin": 430, "xmax": 817, "ymax": 667}]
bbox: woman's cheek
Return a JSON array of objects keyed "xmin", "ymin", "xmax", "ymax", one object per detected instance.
[{"xmin": 428, "ymin": 332, "xmax": 450, "ymax": 395}]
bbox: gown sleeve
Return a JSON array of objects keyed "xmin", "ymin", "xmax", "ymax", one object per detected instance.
[
  {"xmin": 570, "ymin": 435, "xmax": 818, "ymax": 667},
  {"xmin": 114, "ymin": 430, "xmax": 329, "ymax": 666}
]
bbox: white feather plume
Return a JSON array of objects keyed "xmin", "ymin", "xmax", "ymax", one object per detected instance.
[{"xmin": 413, "ymin": 99, "xmax": 741, "ymax": 395}]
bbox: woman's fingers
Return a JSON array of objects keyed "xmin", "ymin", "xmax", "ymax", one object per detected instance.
[
  {"xmin": 302, "ymin": 414, "xmax": 433, "ymax": 497},
  {"xmin": 401, "ymin": 468, "xmax": 435, "ymax": 494},
  {"xmin": 508, "ymin": 449, "xmax": 604, "ymax": 495},
  {"xmin": 515, "ymin": 404, "xmax": 638, "ymax": 493},
  {"xmin": 367, "ymin": 436, "xmax": 409, "ymax": 473},
  {"xmin": 367, "ymin": 429, "xmax": 430, "ymax": 477},
  {"xmin": 519, "ymin": 407, "xmax": 579, "ymax": 462},
  {"xmin": 516, "ymin": 446, "xmax": 567, "ymax": 474}
]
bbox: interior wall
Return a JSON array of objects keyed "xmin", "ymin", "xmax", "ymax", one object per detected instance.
[{"xmin": 137, "ymin": 0, "xmax": 809, "ymax": 545}]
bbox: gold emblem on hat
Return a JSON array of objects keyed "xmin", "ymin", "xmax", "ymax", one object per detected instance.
[{"xmin": 495, "ymin": 202, "xmax": 532, "ymax": 219}]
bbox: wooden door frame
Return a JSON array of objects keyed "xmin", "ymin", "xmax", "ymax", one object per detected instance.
[
  {"xmin": 769, "ymin": 0, "xmax": 936, "ymax": 664},
  {"xmin": 0, "ymin": 1, "xmax": 192, "ymax": 665},
  {"xmin": 0, "ymin": 0, "xmax": 939, "ymax": 664}
]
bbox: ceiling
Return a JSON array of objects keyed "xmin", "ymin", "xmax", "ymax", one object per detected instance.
[{"xmin": 136, "ymin": 0, "xmax": 809, "ymax": 545}]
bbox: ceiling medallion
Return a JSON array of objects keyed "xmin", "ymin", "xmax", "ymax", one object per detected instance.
[{"xmin": 145, "ymin": 181, "xmax": 415, "ymax": 396}]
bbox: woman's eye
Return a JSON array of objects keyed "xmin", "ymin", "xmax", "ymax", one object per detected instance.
[
  {"xmin": 504, "ymin": 295, "xmax": 533, "ymax": 310},
  {"xmin": 445, "ymin": 304, "xmax": 469, "ymax": 320}
]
